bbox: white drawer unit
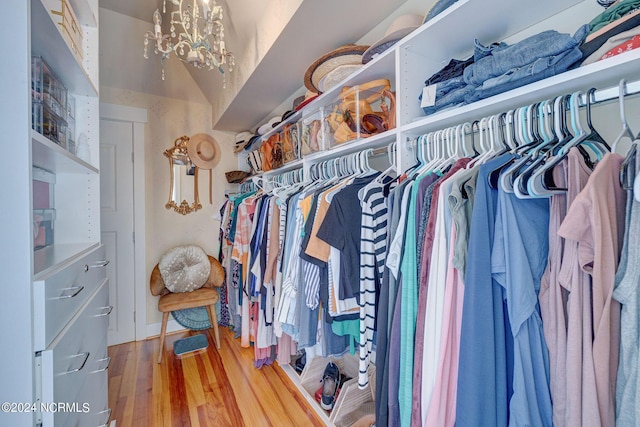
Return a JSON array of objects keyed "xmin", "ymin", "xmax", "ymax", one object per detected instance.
[
  {"xmin": 33, "ymin": 245, "xmax": 108, "ymax": 351},
  {"xmin": 67, "ymin": 362, "xmax": 110, "ymax": 427},
  {"xmin": 37, "ymin": 279, "xmax": 110, "ymax": 427}
]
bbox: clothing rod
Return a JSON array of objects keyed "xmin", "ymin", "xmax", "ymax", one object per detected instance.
[
  {"xmin": 411, "ymin": 78, "xmax": 640, "ymax": 143},
  {"xmin": 582, "ymin": 79, "xmax": 640, "ymax": 106}
]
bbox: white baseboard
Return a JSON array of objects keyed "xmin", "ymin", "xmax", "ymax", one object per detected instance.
[{"xmin": 146, "ymin": 319, "xmax": 187, "ymax": 338}]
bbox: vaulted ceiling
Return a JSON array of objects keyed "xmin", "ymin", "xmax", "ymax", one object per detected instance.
[{"xmin": 99, "ymin": 0, "xmax": 431, "ymax": 132}]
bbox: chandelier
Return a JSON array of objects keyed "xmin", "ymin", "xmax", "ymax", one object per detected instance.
[{"xmin": 143, "ymin": 0, "xmax": 235, "ymax": 83}]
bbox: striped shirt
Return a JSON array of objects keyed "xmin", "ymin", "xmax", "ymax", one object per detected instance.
[{"xmin": 358, "ymin": 178, "xmax": 393, "ymax": 388}]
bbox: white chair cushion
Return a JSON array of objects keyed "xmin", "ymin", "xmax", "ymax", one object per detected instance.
[{"xmin": 159, "ymin": 245, "xmax": 211, "ymax": 293}]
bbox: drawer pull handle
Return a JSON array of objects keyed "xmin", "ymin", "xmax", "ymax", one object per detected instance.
[
  {"xmin": 97, "ymin": 408, "xmax": 112, "ymax": 427},
  {"xmin": 66, "ymin": 351, "xmax": 90, "ymax": 374},
  {"xmin": 92, "ymin": 260, "xmax": 110, "ymax": 268},
  {"xmin": 59, "ymin": 285, "xmax": 85, "ymax": 299},
  {"xmin": 84, "ymin": 260, "xmax": 110, "ymax": 272},
  {"xmin": 92, "ymin": 356, "xmax": 111, "ymax": 373},
  {"xmin": 97, "ymin": 305, "xmax": 114, "ymax": 317}
]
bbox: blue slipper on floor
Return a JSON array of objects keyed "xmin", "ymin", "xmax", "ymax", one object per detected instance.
[{"xmin": 174, "ymin": 334, "xmax": 209, "ymax": 356}]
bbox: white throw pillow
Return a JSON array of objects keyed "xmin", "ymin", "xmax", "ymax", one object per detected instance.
[{"xmin": 158, "ymin": 245, "xmax": 210, "ymax": 293}]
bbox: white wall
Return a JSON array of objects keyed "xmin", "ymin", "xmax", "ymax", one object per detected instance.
[
  {"xmin": 100, "ymin": 87, "xmax": 236, "ymax": 325},
  {"xmin": 99, "ymin": 8, "xmax": 209, "ymax": 105}
]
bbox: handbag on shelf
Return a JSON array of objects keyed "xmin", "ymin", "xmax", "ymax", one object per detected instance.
[
  {"xmin": 282, "ymin": 124, "xmax": 297, "ymax": 163},
  {"xmin": 271, "ymin": 133, "xmax": 284, "ymax": 169},
  {"xmin": 301, "ymin": 119, "xmax": 322, "ymax": 156},
  {"xmin": 260, "ymin": 133, "xmax": 283, "ymax": 171},
  {"xmin": 260, "ymin": 138, "xmax": 273, "ymax": 172},
  {"xmin": 327, "ymin": 78, "xmax": 396, "ymax": 145}
]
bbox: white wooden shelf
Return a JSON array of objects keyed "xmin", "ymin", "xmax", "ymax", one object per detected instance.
[
  {"xmin": 31, "ymin": 0, "xmax": 98, "ymax": 96},
  {"xmin": 262, "ymin": 158, "xmax": 304, "ymax": 175},
  {"xmin": 32, "ymin": 131, "xmax": 98, "ymax": 174},
  {"xmin": 304, "ymin": 129, "xmax": 398, "ymax": 162},
  {"xmin": 400, "ymin": 0, "xmax": 582, "ymax": 61}
]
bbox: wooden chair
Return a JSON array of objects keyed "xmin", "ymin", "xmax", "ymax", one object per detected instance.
[{"xmin": 150, "ymin": 255, "xmax": 225, "ymax": 363}]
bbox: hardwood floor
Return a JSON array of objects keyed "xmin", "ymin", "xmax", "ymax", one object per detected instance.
[{"xmin": 108, "ymin": 327, "xmax": 326, "ymax": 427}]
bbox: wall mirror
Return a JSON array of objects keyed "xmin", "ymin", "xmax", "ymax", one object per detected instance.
[{"xmin": 164, "ymin": 135, "xmax": 202, "ymax": 215}]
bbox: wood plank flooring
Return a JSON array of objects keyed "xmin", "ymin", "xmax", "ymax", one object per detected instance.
[{"xmin": 108, "ymin": 327, "xmax": 326, "ymax": 427}]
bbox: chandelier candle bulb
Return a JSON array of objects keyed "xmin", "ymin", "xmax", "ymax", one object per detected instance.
[{"xmin": 153, "ymin": 9, "xmax": 162, "ymax": 36}]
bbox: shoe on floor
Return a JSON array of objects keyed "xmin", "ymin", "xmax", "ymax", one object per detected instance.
[{"xmin": 321, "ymin": 362, "xmax": 340, "ymax": 410}]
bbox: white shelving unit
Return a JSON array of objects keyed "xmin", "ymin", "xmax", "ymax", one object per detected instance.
[
  {"xmin": 1, "ymin": 0, "xmax": 108, "ymax": 425},
  {"xmin": 251, "ymin": 0, "xmax": 640, "ymax": 423}
]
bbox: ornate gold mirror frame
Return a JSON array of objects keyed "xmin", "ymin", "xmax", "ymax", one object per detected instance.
[{"xmin": 164, "ymin": 136, "xmax": 202, "ymax": 215}]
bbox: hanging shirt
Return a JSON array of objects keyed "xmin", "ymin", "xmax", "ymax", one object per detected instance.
[
  {"xmin": 414, "ymin": 159, "xmax": 470, "ymax": 427},
  {"xmin": 317, "ymin": 175, "xmax": 379, "ymax": 302},
  {"xmin": 358, "ymin": 177, "xmax": 393, "ymax": 388},
  {"xmin": 420, "ymin": 169, "xmax": 465, "ymax": 425},
  {"xmin": 231, "ymin": 195, "xmax": 260, "ymax": 348},
  {"xmin": 272, "ymin": 195, "xmax": 290, "ymax": 338},
  {"xmin": 305, "ymin": 181, "xmax": 348, "ymax": 262},
  {"xmin": 613, "ymin": 153, "xmax": 640, "ymax": 426},
  {"xmin": 386, "ymin": 181, "xmax": 415, "ymax": 278},
  {"xmin": 376, "ymin": 181, "xmax": 411, "ymax": 427},
  {"xmin": 493, "ymin": 181, "xmax": 552, "ymax": 427},
  {"xmin": 277, "ymin": 192, "xmax": 305, "ymax": 339},
  {"xmin": 263, "ymin": 201, "xmax": 281, "ymax": 325},
  {"xmin": 424, "ymin": 222, "xmax": 465, "ymax": 427},
  {"xmin": 558, "ymin": 153, "xmax": 626, "ymax": 427},
  {"xmin": 456, "ymin": 154, "xmax": 515, "ymax": 427},
  {"xmin": 538, "ymin": 158, "xmax": 569, "ymax": 427},
  {"xmin": 448, "ymin": 167, "xmax": 479, "ymax": 279},
  {"xmin": 386, "ymin": 181, "xmax": 414, "ymax": 427},
  {"xmin": 548, "ymin": 149, "xmax": 598, "ymax": 427},
  {"xmin": 398, "ymin": 179, "xmax": 421, "ymax": 427}
]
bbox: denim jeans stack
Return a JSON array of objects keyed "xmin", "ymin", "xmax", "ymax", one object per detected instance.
[{"xmin": 420, "ymin": 25, "xmax": 589, "ymax": 116}]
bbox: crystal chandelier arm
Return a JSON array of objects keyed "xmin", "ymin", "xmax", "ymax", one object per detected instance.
[
  {"xmin": 144, "ymin": 31, "xmax": 172, "ymax": 54},
  {"xmin": 145, "ymin": 0, "xmax": 234, "ymax": 80}
]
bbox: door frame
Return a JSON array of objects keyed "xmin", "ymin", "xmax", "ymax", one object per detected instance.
[{"xmin": 100, "ymin": 102, "xmax": 148, "ymax": 341}]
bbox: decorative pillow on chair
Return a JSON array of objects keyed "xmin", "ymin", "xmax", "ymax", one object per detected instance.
[{"xmin": 159, "ymin": 245, "xmax": 211, "ymax": 293}]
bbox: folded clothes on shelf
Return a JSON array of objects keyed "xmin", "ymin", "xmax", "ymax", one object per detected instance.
[
  {"xmin": 463, "ymin": 26, "xmax": 587, "ymax": 86},
  {"xmin": 588, "ymin": 0, "xmax": 640, "ymax": 34},
  {"xmin": 465, "ymin": 42, "xmax": 585, "ymax": 103},
  {"xmin": 580, "ymin": 10, "xmax": 640, "ymax": 58},
  {"xmin": 419, "ymin": 25, "xmax": 588, "ymax": 115},
  {"xmin": 581, "ymin": 25, "xmax": 640, "ymax": 66}
]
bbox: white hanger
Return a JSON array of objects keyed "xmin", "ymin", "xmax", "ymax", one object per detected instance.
[
  {"xmin": 377, "ymin": 142, "xmax": 397, "ymax": 183},
  {"xmin": 500, "ymin": 106, "xmax": 535, "ymax": 193},
  {"xmin": 415, "ymin": 133, "xmax": 435, "ymax": 175},
  {"xmin": 432, "ymin": 129, "xmax": 451, "ymax": 173},
  {"xmin": 611, "ymin": 79, "xmax": 635, "ymax": 154},
  {"xmin": 504, "ymin": 110, "xmax": 517, "ymax": 151}
]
